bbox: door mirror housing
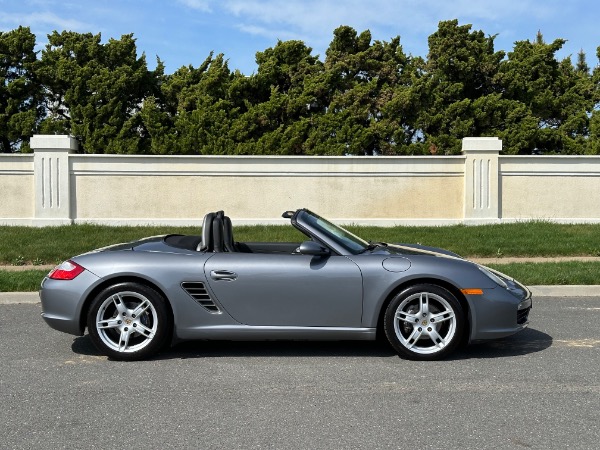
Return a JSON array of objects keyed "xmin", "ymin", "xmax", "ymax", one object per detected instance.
[{"xmin": 298, "ymin": 241, "xmax": 330, "ymax": 256}]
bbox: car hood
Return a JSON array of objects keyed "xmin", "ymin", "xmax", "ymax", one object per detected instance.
[
  {"xmin": 368, "ymin": 243, "xmax": 463, "ymax": 260},
  {"xmin": 391, "ymin": 243, "xmax": 462, "ymax": 258}
]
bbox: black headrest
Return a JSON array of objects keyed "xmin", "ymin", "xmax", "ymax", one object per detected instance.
[
  {"xmin": 212, "ymin": 215, "xmax": 224, "ymax": 252},
  {"xmin": 223, "ymin": 216, "xmax": 236, "ymax": 252},
  {"xmin": 197, "ymin": 212, "xmax": 215, "ymax": 251}
]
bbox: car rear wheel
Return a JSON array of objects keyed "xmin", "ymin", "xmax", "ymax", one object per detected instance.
[
  {"xmin": 384, "ymin": 284, "xmax": 465, "ymax": 360},
  {"xmin": 87, "ymin": 282, "xmax": 171, "ymax": 361}
]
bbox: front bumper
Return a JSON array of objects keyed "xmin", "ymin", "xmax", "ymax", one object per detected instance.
[{"xmin": 467, "ymin": 284, "xmax": 532, "ymax": 341}]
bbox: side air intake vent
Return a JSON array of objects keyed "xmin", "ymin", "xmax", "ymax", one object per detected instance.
[{"xmin": 181, "ymin": 282, "xmax": 220, "ymax": 313}]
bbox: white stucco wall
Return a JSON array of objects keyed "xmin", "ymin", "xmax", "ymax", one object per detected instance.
[
  {"xmin": 499, "ymin": 156, "xmax": 600, "ymax": 222},
  {"xmin": 69, "ymin": 155, "xmax": 465, "ymax": 225},
  {"xmin": 3, "ymin": 135, "xmax": 600, "ymax": 226},
  {"xmin": 0, "ymin": 155, "xmax": 34, "ymax": 224}
]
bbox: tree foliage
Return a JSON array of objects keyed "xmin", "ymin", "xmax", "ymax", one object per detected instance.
[
  {"xmin": 0, "ymin": 26, "xmax": 41, "ymax": 152},
  {"xmin": 415, "ymin": 20, "xmax": 506, "ymax": 153},
  {"xmin": 37, "ymin": 31, "xmax": 162, "ymax": 153},
  {"xmin": 1, "ymin": 21, "xmax": 599, "ymax": 155}
]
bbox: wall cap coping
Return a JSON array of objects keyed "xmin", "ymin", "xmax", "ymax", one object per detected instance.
[
  {"xmin": 69, "ymin": 153, "xmax": 465, "ymax": 161},
  {"xmin": 462, "ymin": 137, "xmax": 502, "ymax": 153},
  {"xmin": 31, "ymin": 135, "xmax": 78, "ymax": 152}
]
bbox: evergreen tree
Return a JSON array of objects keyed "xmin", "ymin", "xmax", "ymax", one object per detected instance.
[
  {"xmin": 0, "ymin": 26, "xmax": 41, "ymax": 152},
  {"xmin": 37, "ymin": 31, "xmax": 160, "ymax": 153},
  {"xmin": 576, "ymin": 49, "xmax": 589, "ymax": 74},
  {"xmin": 304, "ymin": 26, "xmax": 415, "ymax": 155},
  {"xmin": 231, "ymin": 39, "xmax": 323, "ymax": 154},
  {"xmin": 0, "ymin": 22, "xmax": 598, "ymax": 156},
  {"xmin": 142, "ymin": 52, "xmax": 239, "ymax": 154},
  {"xmin": 415, "ymin": 20, "xmax": 505, "ymax": 154},
  {"xmin": 498, "ymin": 37, "xmax": 594, "ymax": 153}
]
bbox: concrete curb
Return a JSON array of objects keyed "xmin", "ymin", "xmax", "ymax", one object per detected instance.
[
  {"xmin": 0, "ymin": 292, "xmax": 40, "ymax": 304},
  {"xmin": 1, "ymin": 286, "xmax": 599, "ymax": 305},
  {"xmin": 527, "ymin": 285, "xmax": 599, "ymax": 297},
  {"xmin": 0, "ymin": 265, "xmax": 54, "ymax": 272}
]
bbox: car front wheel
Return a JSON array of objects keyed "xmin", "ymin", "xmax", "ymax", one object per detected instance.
[
  {"xmin": 87, "ymin": 282, "xmax": 172, "ymax": 361},
  {"xmin": 384, "ymin": 284, "xmax": 465, "ymax": 360}
]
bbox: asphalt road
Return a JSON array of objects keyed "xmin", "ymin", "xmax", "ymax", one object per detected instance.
[{"xmin": 1, "ymin": 297, "xmax": 599, "ymax": 450}]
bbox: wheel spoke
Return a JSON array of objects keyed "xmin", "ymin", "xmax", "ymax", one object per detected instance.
[
  {"xmin": 428, "ymin": 328, "xmax": 447, "ymax": 348},
  {"xmin": 97, "ymin": 318, "xmax": 120, "ymax": 329},
  {"xmin": 419, "ymin": 292, "xmax": 429, "ymax": 316},
  {"xmin": 112, "ymin": 294, "xmax": 128, "ymax": 315},
  {"xmin": 135, "ymin": 323, "xmax": 154, "ymax": 338},
  {"xmin": 132, "ymin": 300, "xmax": 151, "ymax": 318},
  {"xmin": 118, "ymin": 329, "xmax": 131, "ymax": 352},
  {"xmin": 395, "ymin": 310, "xmax": 419, "ymax": 324},
  {"xmin": 430, "ymin": 309, "xmax": 455, "ymax": 323},
  {"xmin": 403, "ymin": 327, "xmax": 423, "ymax": 349}
]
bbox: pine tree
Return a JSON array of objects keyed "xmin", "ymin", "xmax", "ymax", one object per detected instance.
[{"xmin": 0, "ymin": 26, "xmax": 41, "ymax": 152}]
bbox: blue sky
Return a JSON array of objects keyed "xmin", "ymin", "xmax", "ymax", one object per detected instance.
[{"xmin": 1, "ymin": 0, "xmax": 599, "ymax": 74}]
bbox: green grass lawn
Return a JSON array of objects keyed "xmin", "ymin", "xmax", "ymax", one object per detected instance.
[
  {"xmin": 351, "ymin": 221, "xmax": 600, "ymax": 258},
  {"xmin": 488, "ymin": 261, "xmax": 600, "ymax": 286},
  {"xmin": 0, "ymin": 270, "xmax": 48, "ymax": 292},
  {"xmin": 2, "ymin": 222, "xmax": 600, "ymax": 291},
  {"xmin": 2, "ymin": 221, "xmax": 600, "ymax": 265}
]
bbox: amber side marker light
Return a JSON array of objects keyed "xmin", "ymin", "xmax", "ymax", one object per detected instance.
[{"xmin": 461, "ymin": 288, "xmax": 484, "ymax": 295}]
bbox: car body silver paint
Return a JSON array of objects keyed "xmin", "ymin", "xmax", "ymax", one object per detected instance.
[
  {"xmin": 175, "ymin": 325, "xmax": 376, "ymax": 341},
  {"xmin": 204, "ymin": 252, "xmax": 362, "ymax": 327},
  {"xmin": 381, "ymin": 257, "xmax": 411, "ymax": 272}
]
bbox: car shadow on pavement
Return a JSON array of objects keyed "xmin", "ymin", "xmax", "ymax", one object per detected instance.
[
  {"xmin": 71, "ymin": 335, "xmax": 103, "ymax": 356},
  {"xmin": 71, "ymin": 327, "xmax": 552, "ymax": 360},
  {"xmin": 70, "ymin": 335, "xmax": 398, "ymax": 359},
  {"xmin": 450, "ymin": 328, "xmax": 552, "ymax": 360},
  {"xmin": 167, "ymin": 340, "xmax": 399, "ymax": 359}
]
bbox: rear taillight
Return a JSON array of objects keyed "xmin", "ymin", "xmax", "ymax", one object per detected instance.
[{"xmin": 48, "ymin": 260, "xmax": 85, "ymax": 280}]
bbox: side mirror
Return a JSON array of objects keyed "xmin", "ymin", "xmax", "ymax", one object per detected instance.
[{"xmin": 298, "ymin": 241, "xmax": 330, "ymax": 256}]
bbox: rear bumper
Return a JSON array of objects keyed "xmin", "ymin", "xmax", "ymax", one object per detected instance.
[
  {"xmin": 41, "ymin": 312, "xmax": 83, "ymax": 336},
  {"xmin": 40, "ymin": 270, "xmax": 101, "ymax": 336}
]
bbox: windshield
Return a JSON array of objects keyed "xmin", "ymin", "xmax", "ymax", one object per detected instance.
[{"xmin": 298, "ymin": 210, "xmax": 369, "ymax": 254}]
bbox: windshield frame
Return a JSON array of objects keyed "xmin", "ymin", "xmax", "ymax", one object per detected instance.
[{"xmin": 293, "ymin": 209, "xmax": 369, "ymax": 255}]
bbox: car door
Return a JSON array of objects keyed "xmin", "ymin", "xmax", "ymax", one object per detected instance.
[{"xmin": 204, "ymin": 253, "xmax": 363, "ymax": 327}]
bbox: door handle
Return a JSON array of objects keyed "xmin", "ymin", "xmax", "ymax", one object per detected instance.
[{"xmin": 210, "ymin": 270, "xmax": 237, "ymax": 281}]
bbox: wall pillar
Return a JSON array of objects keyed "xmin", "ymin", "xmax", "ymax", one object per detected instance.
[
  {"xmin": 462, "ymin": 137, "xmax": 501, "ymax": 224},
  {"xmin": 31, "ymin": 135, "xmax": 78, "ymax": 226}
]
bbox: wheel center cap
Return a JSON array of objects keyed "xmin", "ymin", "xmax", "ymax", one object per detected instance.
[
  {"xmin": 421, "ymin": 319, "xmax": 428, "ymax": 326},
  {"xmin": 125, "ymin": 318, "xmax": 132, "ymax": 325}
]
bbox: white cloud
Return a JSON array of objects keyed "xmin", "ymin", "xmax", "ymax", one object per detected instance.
[
  {"xmin": 235, "ymin": 23, "xmax": 303, "ymax": 42},
  {"xmin": 214, "ymin": 0, "xmax": 574, "ymax": 59},
  {"xmin": 0, "ymin": 11, "xmax": 89, "ymax": 31},
  {"xmin": 177, "ymin": 0, "xmax": 213, "ymax": 12},
  {"xmin": 221, "ymin": 0, "xmax": 561, "ymax": 38}
]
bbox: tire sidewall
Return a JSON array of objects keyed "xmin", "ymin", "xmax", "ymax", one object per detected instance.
[
  {"xmin": 384, "ymin": 284, "xmax": 465, "ymax": 361},
  {"xmin": 87, "ymin": 282, "xmax": 171, "ymax": 361}
]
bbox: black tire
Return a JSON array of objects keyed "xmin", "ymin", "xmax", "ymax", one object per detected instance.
[
  {"xmin": 87, "ymin": 282, "xmax": 172, "ymax": 361},
  {"xmin": 384, "ymin": 284, "xmax": 465, "ymax": 361}
]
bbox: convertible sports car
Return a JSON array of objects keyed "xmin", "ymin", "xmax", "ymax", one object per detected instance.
[{"xmin": 40, "ymin": 209, "xmax": 532, "ymax": 361}]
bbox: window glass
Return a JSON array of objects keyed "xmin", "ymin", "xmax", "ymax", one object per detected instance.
[{"xmin": 300, "ymin": 210, "xmax": 368, "ymax": 254}]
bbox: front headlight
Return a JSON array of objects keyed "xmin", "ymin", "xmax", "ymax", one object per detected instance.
[{"xmin": 478, "ymin": 265, "xmax": 512, "ymax": 289}]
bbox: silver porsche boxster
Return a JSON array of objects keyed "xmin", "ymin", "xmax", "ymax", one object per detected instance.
[{"xmin": 40, "ymin": 209, "xmax": 532, "ymax": 361}]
